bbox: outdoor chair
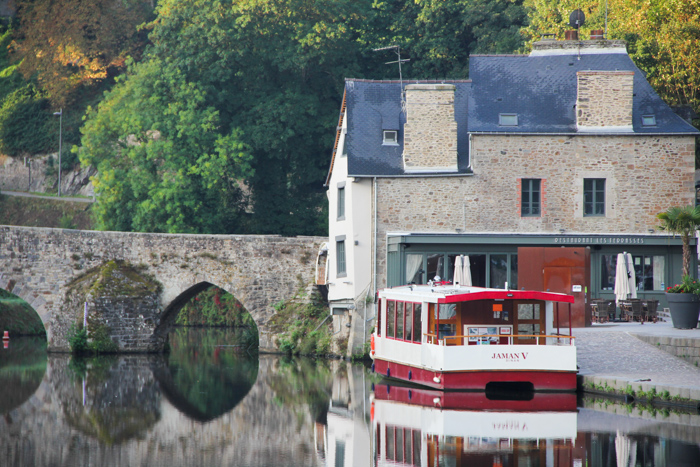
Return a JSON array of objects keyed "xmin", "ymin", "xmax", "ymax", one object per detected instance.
[
  {"xmin": 642, "ymin": 299, "xmax": 659, "ymax": 322},
  {"xmin": 621, "ymin": 299, "xmax": 644, "ymax": 322}
]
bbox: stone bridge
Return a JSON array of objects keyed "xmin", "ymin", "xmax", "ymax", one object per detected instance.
[{"xmin": 0, "ymin": 225, "xmax": 326, "ymax": 352}]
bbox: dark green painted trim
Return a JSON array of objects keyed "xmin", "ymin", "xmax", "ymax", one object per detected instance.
[{"xmin": 388, "ymin": 233, "xmax": 687, "ymax": 247}]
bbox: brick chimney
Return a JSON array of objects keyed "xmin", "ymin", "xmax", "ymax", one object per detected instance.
[
  {"xmin": 576, "ymin": 71, "xmax": 634, "ymax": 131},
  {"xmin": 402, "ymin": 84, "xmax": 458, "ymax": 172}
]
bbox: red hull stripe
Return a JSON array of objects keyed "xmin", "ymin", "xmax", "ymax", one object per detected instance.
[
  {"xmin": 438, "ymin": 290, "xmax": 574, "ymax": 304},
  {"xmin": 373, "ymin": 384, "xmax": 578, "ymax": 412},
  {"xmin": 374, "ymin": 359, "xmax": 577, "ymax": 391}
]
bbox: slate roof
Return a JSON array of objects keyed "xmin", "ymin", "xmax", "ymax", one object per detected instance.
[
  {"xmin": 332, "ymin": 49, "xmax": 698, "ymax": 181},
  {"xmin": 343, "ymin": 79, "xmax": 472, "ymax": 178},
  {"xmin": 468, "ymin": 52, "xmax": 699, "ymax": 134}
]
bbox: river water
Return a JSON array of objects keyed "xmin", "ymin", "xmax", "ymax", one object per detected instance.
[{"xmin": 0, "ymin": 328, "xmax": 699, "ymax": 466}]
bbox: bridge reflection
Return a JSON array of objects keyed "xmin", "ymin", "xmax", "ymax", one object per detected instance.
[{"xmin": 0, "ymin": 337, "xmax": 46, "ymax": 415}]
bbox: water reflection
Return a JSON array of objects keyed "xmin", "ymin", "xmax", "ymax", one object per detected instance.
[
  {"xmin": 371, "ymin": 384, "xmax": 577, "ymax": 466},
  {"xmin": 1, "ymin": 329, "xmax": 700, "ymax": 466},
  {"xmin": 0, "ymin": 336, "xmax": 46, "ymax": 414},
  {"xmin": 156, "ymin": 327, "xmax": 258, "ymax": 422}
]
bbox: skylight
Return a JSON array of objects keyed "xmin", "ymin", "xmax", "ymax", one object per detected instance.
[
  {"xmin": 641, "ymin": 115, "xmax": 656, "ymax": 127},
  {"xmin": 499, "ymin": 114, "xmax": 518, "ymax": 126}
]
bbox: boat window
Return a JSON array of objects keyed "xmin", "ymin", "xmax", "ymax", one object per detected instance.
[
  {"xmin": 405, "ymin": 304, "xmax": 413, "ymax": 341},
  {"xmin": 396, "ymin": 428, "xmax": 404, "ymax": 462},
  {"xmin": 517, "ymin": 303, "xmax": 540, "ymax": 320},
  {"xmin": 377, "ymin": 298, "xmax": 382, "ymax": 336},
  {"xmin": 439, "ymin": 304, "xmax": 456, "ymax": 319},
  {"xmin": 518, "ymin": 323, "xmax": 540, "ymax": 336},
  {"xmin": 413, "ymin": 304, "xmax": 422, "ymax": 343},
  {"xmin": 397, "ymin": 302, "xmax": 405, "ymax": 340},
  {"xmin": 412, "ymin": 430, "xmax": 421, "ymax": 462},
  {"xmin": 387, "ymin": 301, "xmax": 395, "ymax": 338},
  {"xmin": 386, "ymin": 426, "xmax": 395, "ymax": 459}
]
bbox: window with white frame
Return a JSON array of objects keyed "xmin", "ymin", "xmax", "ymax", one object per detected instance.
[
  {"xmin": 337, "ymin": 183, "xmax": 345, "ymax": 220},
  {"xmin": 336, "ymin": 237, "xmax": 346, "ymax": 277},
  {"xmin": 383, "ymin": 130, "xmax": 398, "ymax": 145}
]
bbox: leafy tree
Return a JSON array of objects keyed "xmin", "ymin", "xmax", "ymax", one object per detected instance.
[
  {"xmin": 79, "ymin": 58, "xmax": 253, "ymax": 233},
  {"xmin": 12, "ymin": 0, "xmax": 154, "ymax": 108},
  {"xmin": 523, "ymin": 0, "xmax": 700, "ymax": 119}
]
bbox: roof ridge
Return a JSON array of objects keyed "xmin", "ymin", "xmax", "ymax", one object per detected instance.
[{"xmin": 345, "ymin": 78, "xmax": 471, "ymax": 83}]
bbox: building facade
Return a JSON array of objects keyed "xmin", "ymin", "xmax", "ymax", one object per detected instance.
[{"xmin": 325, "ymin": 38, "xmax": 698, "ymax": 352}]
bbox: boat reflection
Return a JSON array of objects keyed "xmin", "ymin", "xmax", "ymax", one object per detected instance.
[{"xmin": 371, "ymin": 384, "xmax": 577, "ymax": 467}]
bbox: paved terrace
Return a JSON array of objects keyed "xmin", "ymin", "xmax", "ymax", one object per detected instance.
[{"xmin": 574, "ymin": 319, "xmax": 700, "ymax": 405}]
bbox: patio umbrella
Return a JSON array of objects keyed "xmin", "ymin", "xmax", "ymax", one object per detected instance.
[
  {"xmin": 626, "ymin": 253, "xmax": 637, "ymax": 299},
  {"xmin": 614, "ymin": 253, "xmax": 630, "ymax": 304},
  {"xmin": 615, "ymin": 431, "xmax": 637, "ymax": 467},
  {"xmin": 463, "ymin": 255, "xmax": 473, "ymax": 287},
  {"xmin": 453, "ymin": 255, "xmax": 464, "ymax": 286}
]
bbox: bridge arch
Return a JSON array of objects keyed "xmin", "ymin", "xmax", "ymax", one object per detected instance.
[{"xmin": 0, "ymin": 225, "xmax": 326, "ymax": 352}]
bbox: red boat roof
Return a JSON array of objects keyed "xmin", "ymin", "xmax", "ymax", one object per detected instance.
[{"xmin": 378, "ymin": 284, "xmax": 574, "ymax": 304}]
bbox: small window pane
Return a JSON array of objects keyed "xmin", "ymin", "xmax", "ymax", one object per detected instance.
[
  {"xmin": 642, "ymin": 115, "xmax": 656, "ymax": 126},
  {"xmin": 518, "ymin": 303, "xmax": 534, "ymax": 320},
  {"xmin": 396, "ymin": 302, "xmax": 404, "ymax": 340},
  {"xmin": 499, "ymin": 113, "xmax": 518, "ymax": 126},
  {"xmin": 336, "ymin": 241, "xmax": 346, "ymax": 275},
  {"xmin": 383, "ymin": 130, "xmax": 398, "ymax": 144},
  {"xmin": 337, "ymin": 186, "xmax": 345, "ymax": 219},
  {"xmin": 387, "ymin": 301, "xmax": 395, "ymax": 338},
  {"xmin": 413, "ymin": 304, "xmax": 422, "ymax": 342},
  {"xmin": 405, "ymin": 304, "xmax": 413, "ymax": 341}
]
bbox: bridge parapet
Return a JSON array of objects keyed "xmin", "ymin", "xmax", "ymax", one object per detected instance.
[{"xmin": 0, "ymin": 225, "xmax": 326, "ymax": 351}]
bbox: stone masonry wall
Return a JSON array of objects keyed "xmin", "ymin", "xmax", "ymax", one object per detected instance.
[
  {"xmin": 374, "ymin": 134, "xmax": 695, "ymax": 288},
  {"xmin": 577, "ymin": 71, "xmax": 634, "ymax": 128},
  {"xmin": 0, "ymin": 226, "xmax": 326, "ymax": 352},
  {"xmin": 402, "ymin": 84, "xmax": 458, "ymax": 171}
]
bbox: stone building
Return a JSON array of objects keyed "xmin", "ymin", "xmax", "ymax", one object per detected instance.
[{"xmin": 324, "ymin": 37, "xmax": 698, "ymax": 351}]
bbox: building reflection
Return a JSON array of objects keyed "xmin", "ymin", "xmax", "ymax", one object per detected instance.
[{"xmin": 371, "ymin": 384, "xmax": 578, "ymax": 467}]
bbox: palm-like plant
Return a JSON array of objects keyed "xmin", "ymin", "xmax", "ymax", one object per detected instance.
[{"xmin": 657, "ymin": 205, "xmax": 700, "ymax": 277}]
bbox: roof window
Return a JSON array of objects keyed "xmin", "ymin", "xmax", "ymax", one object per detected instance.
[
  {"xmin": 383, "ymin": 130, "xmax": 398, "ymax": 145},
  {"xmin": 641, "ymin": 115, "xmax": 656, "ymax": 127},
  {"xmin": 499, "ymin": 113, "xmax": 518, "ymax": 126}
]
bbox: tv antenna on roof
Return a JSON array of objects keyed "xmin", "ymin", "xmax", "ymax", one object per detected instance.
[
  {"xmin": 569, "ymin": 9, "xmax": 586, "ymax": 29},
  {"xmin": 373, "ymin": 45, "xmax": 410, "ymax": 113}
]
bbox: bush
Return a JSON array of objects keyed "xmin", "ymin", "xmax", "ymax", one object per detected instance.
[
  {"xmin": 0, "ymin": 85, "xmax": 57, "ymax": 156},
  {"xmin": 68, "ymin": 323, "xmax": 88, "ymax": 353}
]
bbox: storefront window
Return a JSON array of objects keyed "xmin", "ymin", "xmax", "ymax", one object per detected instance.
[
  {"xmin": 406, "ymin": 254, "xmax": 423, "ymax": 284},
  {"xmin": 601, "ymin": 254, "xmax": 665, "ymax": 291},
  {"xmin": 427, "ymin": 254, "xmax": 444, "ymax": 282},
  {"xmin": 490, "ymin": 254, "xmax": 508, "ymax": 289}
]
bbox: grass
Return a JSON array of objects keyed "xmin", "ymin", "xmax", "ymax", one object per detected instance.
[{"xmin": 0, "ymin": 193, "xmax": 94, "ymax": 229}]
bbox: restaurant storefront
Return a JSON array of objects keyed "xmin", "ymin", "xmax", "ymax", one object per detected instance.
[{"xmin": 386, "ymin": 233, "xmax": 691, "ymax": 307}]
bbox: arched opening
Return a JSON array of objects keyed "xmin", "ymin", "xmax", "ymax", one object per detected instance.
[
  {"xmin": 0, "ymin": 288, "xmax": 47, "ymax": 339},
  {"xmin": 0, "ymin": 288, "xmax": 47, "ymax": 414},
  {"xmin": 153, "ymin": 282, "xmax": 260, "ymax": 421}
]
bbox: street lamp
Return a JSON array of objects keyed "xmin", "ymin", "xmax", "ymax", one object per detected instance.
[{"xmin": 53, "ymin": 108, "xmax": 62, "ymax": 197}]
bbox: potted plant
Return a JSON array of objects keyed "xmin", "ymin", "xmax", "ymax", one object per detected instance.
[
  {"xmin": 665, "ymin": 276, "xmax": 700, "ymax": 328},
  {"xmin": 657, "ymin": 205, "xmax": 700, "ymax": 328}
]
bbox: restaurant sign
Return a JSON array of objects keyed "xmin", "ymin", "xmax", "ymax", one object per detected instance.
[{"xmin": 553, "ymin": 236, "xmax": 645, "ymax": 245}]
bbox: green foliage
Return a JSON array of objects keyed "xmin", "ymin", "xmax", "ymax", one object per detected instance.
[
  {"xmin": 176, "ymin": 286, "xmax": 253, "ymax": 328},
  {"xmin": 68, "ymin": 323, "xmax": 88, "ymax": 353},
  {"xmin": 0, "ymin": 84, "xmax": 56, "ymax": 156},
  {"xmin": 665, "ymin": 275, "xmax": 700, "ymax": 295},
  {"xmin": 0, "ymin": 290, "xmax": 46, "ymax": 336},
  {"xmin": 270, "ymin": 290, "xmax": 332, "ymax": 356},
  {"xmin": 657, "ymin": 205, "xmax": 700, "ymax": 277}
]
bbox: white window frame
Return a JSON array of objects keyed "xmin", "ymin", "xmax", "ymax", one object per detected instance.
[{"xmin": 382, "ymin": 130, "xmax": 398, "ymax": 145}]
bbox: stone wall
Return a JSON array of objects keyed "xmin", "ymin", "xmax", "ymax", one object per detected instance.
[
  {"xmin": 0, "ymin": 226, "xmax": 326, "ymax": 352},
  {"xmin": 373, "ymin": 134, "xmax": 695, "ymax": 288},
  {"xmin": 0, "ymin": 154, "xmax": 96, "ymax": 196},
  {"xmin": 402, "ymin": 84, "xmax": 458, "ymax": 172},
  {"xmin": 634, "ymin": 334, "xmax": 700, "ymax": 367},
  {"xmin": 577, "ymin": 71, "xmax": 634, "ymax": 128}
]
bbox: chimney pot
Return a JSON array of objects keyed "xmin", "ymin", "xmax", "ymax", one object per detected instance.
[
  {"xmin": 590, "ymin": 29, "xmax": 604, "ymax": 40},
  {"xmin": 564, "ymin": 30, "xmax": 579, "ymax": 41}
]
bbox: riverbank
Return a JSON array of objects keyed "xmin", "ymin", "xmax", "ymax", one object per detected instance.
[{"xmin": 575, "ymin": 320, "xmax": 700, "ymax": 409}]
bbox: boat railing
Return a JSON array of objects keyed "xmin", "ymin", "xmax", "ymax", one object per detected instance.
[{"xmin": 424, "ymin": 333, "xmax": 575, "ymax": 346}]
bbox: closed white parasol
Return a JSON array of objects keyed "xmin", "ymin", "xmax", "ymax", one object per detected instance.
[{"xmin": 614, "ymin": 253, "xmax": 630, "ymax": 304}]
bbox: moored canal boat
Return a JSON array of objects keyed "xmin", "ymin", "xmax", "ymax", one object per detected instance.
[{"xmin": 371, "ymin": 284, "xmax": 577, "ymax": 391}]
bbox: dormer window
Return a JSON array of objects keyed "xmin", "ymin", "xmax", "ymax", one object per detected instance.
[
  {"xmin": 383, "ymin": 130, "xmax": 398, "ymax": 145},
  {"xmin": 499, "ymin": 113, "xmax": 518, "ymax": 126},
  {"xmin": 641, "ymin": 115, "xmax": 656, "ymax": 127}
]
